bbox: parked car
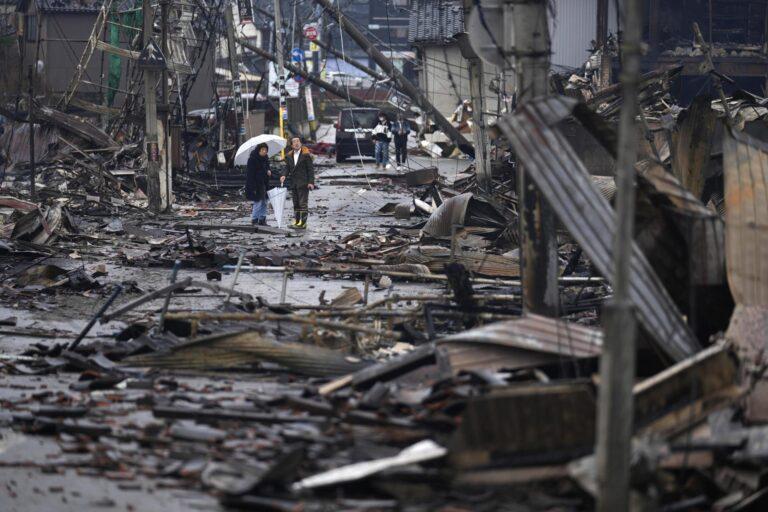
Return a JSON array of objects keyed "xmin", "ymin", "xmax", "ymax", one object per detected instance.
[{"xmin": 334, "ymin": 108, "xmax": 380, "ymax": 163}]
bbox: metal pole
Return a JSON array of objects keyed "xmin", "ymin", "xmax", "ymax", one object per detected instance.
[
  {"xmin": 273, "ymin": 0, "xmax": 287, "ymax": 152},
  {"xmin": 27, "ymin": 65, "xmax": 36, "ymax": 201},
  {"xmin": 158, "ymin": 260, "xmax": 181, "ymax": 331},
  {"xmin": 225, "ymin": 3, "xmax": 243, "ymax": 146},
  {"xmin": 224, "ymin": 253, "xmax": 245, "ymax": 305},
  {"xmin": 509, "ymin": 0, "xmax": 559, "ymax": 317},
  {"xmin": 69, "ymin": 285, "xmax": 124, "ymax": 350},
  {"xmin": 595, "ymin": 0, "xmax": 642, "ymax": 510}
]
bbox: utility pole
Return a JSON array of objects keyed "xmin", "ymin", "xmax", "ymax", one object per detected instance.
[
  {"xmin": 273, "ymin": 0, "xmax": 287, "ymax": 148},
  {"xmin": 508, "ymin": 0, "xmax": 559, "ymax": 316},
  {"xmin": 140, "ymin": 0, "xmax": 163, "ymax": 213},
  {"xmin": 27, "ymin": 65, "xmax": 36, "ymax": 201},
  {"xmin": 313, "ymin": 0, "xmax": 474, "ymax": 157},
  {"xmin": 461, "ymin": 0, "xmax": 491, "ymax": 191},
  {"xmin": 225, "ymin": 3, "xmax": 243, "ymax": 146},
  {"xmin": 159, "ymin": 0, "xmax": 172, "ymax": 211},
  {"xmin": 595, "ymin": 0, "xmax": 642, "ymax": 510}
]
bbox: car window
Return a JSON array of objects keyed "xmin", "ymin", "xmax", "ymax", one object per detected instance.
[{"xmin": 340, "ymin": 110, "xmax": 378, "ymax": 129}]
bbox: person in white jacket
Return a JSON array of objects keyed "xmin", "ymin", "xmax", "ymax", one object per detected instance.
[{"xmin": 371, "ymin": 113, "xmax": 391, "ymax": 170}]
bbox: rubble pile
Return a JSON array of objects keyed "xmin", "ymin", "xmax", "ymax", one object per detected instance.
[{"xmin": 2, "ymin": 68, "xmax": 768, "ymax": 512}]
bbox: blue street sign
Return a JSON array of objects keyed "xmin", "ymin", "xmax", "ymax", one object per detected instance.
[{"xmin": 291, "ymin": 48, "xmax": 304, "ymax": 83}]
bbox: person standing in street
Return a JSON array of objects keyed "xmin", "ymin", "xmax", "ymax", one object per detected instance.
[
  {"xmin": 280, "ymin": 137, "xmax": 315, "ymax": 229},
  {"xmin": 392, "ymin": 113, "xmax": 410, "ymax": 171},
  {"xmin": 245, "ymin": 143, "xmax": 271, "ymax": 225},
  {"xmin": 372, "ymin": 113, "xmax": 391, "ymax": 170}
]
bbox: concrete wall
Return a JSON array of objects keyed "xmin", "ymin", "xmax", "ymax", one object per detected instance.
[{"xmin": 420, "ymin": 44, "xmax": 500, "ymax": 121}]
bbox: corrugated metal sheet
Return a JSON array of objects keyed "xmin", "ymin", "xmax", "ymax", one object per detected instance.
[
  {"xmin": 550, "ymin": 0, "xmax": 621, "ymax": 70},
  {"xmin": 403, "ymin": 245, "xmax": 519, "ymax": 278},
  {"xmin": 722, "ymin": 128, "xmax": 768, "ymax": 306},
  {"xmin": 438, "ymin": 313, "xmax": 602, "ymax": 373},
  {"xmin": 550, "ymin": 0, "xmax": 597, "ymax": 69},
  {"xmin": 422, "ymin": 192, "xmax": 506, "ymax": 239},
  {"xmin": 125, "ymin": 330, "xmax": 369, "ymax": 377},
  {"xmin": 497, "ymin": 96, "xmax": 699, "ymax": 362}
]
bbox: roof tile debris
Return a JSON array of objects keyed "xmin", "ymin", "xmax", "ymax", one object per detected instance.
[{"xmin": 408, "ymin": 0, "xmax": 465, "ymax": 45}]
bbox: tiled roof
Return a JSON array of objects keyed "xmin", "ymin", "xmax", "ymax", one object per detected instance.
[
  {"xmin": 408, "ymin": 0, "xmax": 465, "ymax": 45},
  {"xmin": 37, "ymin": 0, "xmax": 103, "ymax": 13}
]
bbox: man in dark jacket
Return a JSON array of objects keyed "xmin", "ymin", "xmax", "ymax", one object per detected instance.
[
  {"xmin": 392, "ymin": 113, "xmax": 410, "ymax": 171},
  {"xmin": 246, "ymin": 143, "xmax": 271, "ymax": 225},
  {"xmin": 280, "ymin": 137, "xmax": 315, "ymax": 229}
]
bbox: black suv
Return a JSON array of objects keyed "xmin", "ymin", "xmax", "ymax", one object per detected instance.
[{"xmin": 334, "ymin": 108, "xmax": 380, "ymax": 163}]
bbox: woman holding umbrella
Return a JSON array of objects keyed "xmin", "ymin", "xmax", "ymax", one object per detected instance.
[{"xmin": 246, "ymin": 143, "xmax": 271, "ymax": 225}]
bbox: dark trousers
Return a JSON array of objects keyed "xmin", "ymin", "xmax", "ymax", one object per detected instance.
[
  {"xmin": 291, "ymin": 185, "xmax": 309, "ymax": 222},
  {"xmin": 394, "ymin": 135, "xmax": 407, "ymax": 165}
]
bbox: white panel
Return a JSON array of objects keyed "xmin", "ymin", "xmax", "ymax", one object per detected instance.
[{"xmin": 549, "ymin": 0, "xmax": 598, "ymax": 70}]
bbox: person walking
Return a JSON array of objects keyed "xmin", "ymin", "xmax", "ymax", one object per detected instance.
[
  {"xmin": 392, "ymin": 113, "xmax": 410, "ymax": 171},
  {"xmin": 280, "ymin": 137, "xmax": 315, "ymax": 229},
  {"xmin": 245, "ymin": 143, "xmax": 271, "ymax": 225},
  {"xmin": 372, "ymin": 113, "xmax": 391, "ymax": 170}
]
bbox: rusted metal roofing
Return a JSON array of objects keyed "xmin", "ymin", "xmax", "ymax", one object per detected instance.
[
  {"xmin": 422, "ymin": 192, "xmax": 506, "ymax": 239},
  {"xmin": 722, "ymin": 128, "xmax": 768, "ymax": 306},
  {"xmin": 437, "ymin": 314, "xmax": 602, "ymax": 373},
  {"xmin": 636, "ymin": 159, "xmax": 725, "ymax": 287},
  {"xmin": 403, "ymin": 245, "xmax": 519, "ymax": 278},
  {"xmin": 497, "ymin": 96, "xmax": 700, "ymax": 362}
]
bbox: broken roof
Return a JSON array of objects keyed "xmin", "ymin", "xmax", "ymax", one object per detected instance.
[
  {"xmin": 17, "ymin": 0, "xmax": 103, "ymax": 13},
  {"xmin": 408, "ymin": 0, "xmax": 464, "ymax": 45}
]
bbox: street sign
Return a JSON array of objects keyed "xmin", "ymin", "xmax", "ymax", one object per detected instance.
[
  {"xmin": 138, "ymin": 39, "xmax": 166, "ymax": 70},
  {"xmin": 305, "ymin": 87, "xmax": 315, "ymax": 122},
  {"xmin": 291, "ymin": 48, "xmax": 304, "ymax": 83},
  {"xmin": 309, "ymin": 41, "xmax": 319, "ymax": 52},
  {"xmin": 284, "ymin": 78, "xmax": 300, "ymax": 98},
  {"xmin": 303, "ymin": 24, "xmax": 318, "ymax": 41},
  {"xmin": 467, "ymin": 0, "xmax": 505, "ymax": 68},
  {"xmin": 387, "ymin": 89, "xmax": 411, "ymax": 111}
]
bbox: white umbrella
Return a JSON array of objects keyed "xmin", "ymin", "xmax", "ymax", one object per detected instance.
[
  {"xmin": 267, "ymin": 187, "xmax": 287, "ymax": 229},
  {"xmin": 234, "ymin": 134, "xmax": 286, "ymax": 166}
]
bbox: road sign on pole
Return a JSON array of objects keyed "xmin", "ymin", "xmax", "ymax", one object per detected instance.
[
  {"xmin": 303, "ymin": 24, "xmax": 319, "ymax": 41},
  {"xmin": 291, "ymin": 48, "xmax": 304, "ymax": 83}
]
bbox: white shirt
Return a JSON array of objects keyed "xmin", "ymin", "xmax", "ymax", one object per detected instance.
[{"xmin": 293, "ymin": 151, "xmax": 300, "ymax": 166}]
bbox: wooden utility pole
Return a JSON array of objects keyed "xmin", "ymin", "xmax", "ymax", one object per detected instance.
[
  {"xmin": 595, "ymin": 0, "xmax": 642, "ymax": 510},
  {"xmin": 461, "ymin": 0, "xmax": 490, "ymax": 191},
  {"xmin": 141, "ymin": 0, "xmax": 163, "ymax": 213},
  {"xmin": 509, "ymin": 0, "xmax": 558, "ymax": 316},
  {"xmin": 273, "ymin": 0, "xmax": 287, "ymax": 146},
  {"xmin": 27, "ymin": 65, "xmax": 36, "ymax": 201},
  {"xmin": 225, "ymin": 4, "xmax": 243, "ymax": 146},
  {"xmin": 313, "ymin": 0, "xmax": 474, "ymax": 156}
]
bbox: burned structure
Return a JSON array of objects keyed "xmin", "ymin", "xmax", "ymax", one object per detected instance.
[{"xmin": 1, "ymin": 0, "xmax": 768, "ymax": 511}]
